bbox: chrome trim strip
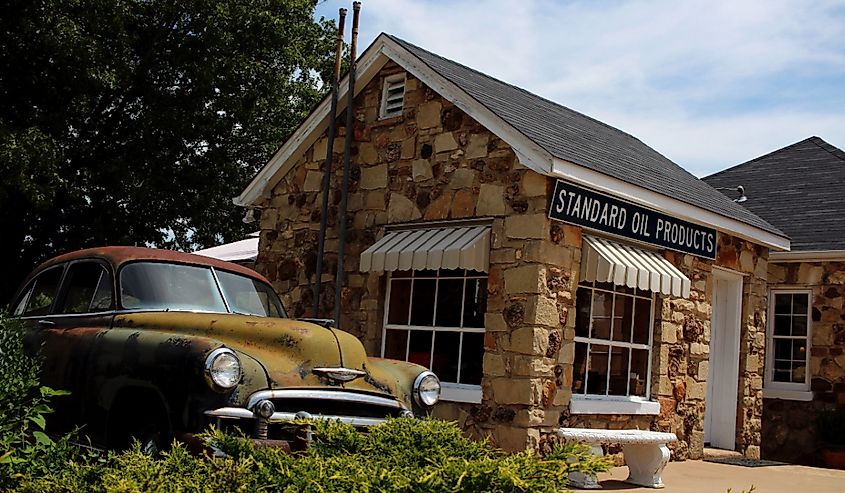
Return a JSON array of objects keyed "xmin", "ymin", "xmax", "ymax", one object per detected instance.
[
  {"xmin": 312, "ymin": 367, "xmax": 367, "ymax": 382},
  {"xmin": 245, "ymin": 389, "xmax": 406, "ymax": 411},
  {"xmin": 204, "ymin": 407, "xmax": 389, "ymax": 427}
]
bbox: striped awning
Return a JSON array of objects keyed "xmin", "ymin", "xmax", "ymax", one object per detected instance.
[
  {"xmin": 360, "ymin": 225, "xmax": 490, "ymax": 273},
  {"xmin": 581, "ymin": 235, "xmax": 691, "ymax": 298}
]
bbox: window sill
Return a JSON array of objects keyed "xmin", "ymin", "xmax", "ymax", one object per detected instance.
[
  {"xmin": 763, "ymin": 388, "xmax": 813, "ymax": 401},
  {"xmin": 570, "ymin": 396, "xmax": 660, "ymax": 415},
  {"xmin": 440, "ymin": 385, "xmax": 482, "ymax": 404}
]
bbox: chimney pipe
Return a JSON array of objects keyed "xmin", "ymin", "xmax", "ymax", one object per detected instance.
[{"xmin": 312, "ymin": 8, "xmax": 347, "ymax": 317}]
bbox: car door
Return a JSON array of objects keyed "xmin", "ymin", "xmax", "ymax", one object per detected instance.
[{"xmin": 18, "ymin": 260, "xmax": 116, "ymax": 437}]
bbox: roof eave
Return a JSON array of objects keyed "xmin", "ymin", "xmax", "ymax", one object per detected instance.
[{"xmin": 551, "ymin": 158, "xmax": 791, "ymax": 252}]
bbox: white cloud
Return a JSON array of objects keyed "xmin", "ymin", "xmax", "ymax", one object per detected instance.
[{"xmin": 317, "ymin": 0, "xmax": 845, "ymax": 174}]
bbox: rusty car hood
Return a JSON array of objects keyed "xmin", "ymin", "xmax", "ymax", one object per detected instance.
[{"xmin": 111, "ymin": 312, "xmax": 407, "ymax": 400}]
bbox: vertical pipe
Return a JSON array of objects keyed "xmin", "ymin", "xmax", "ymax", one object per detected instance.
[
  {"xmin": 312, "ymin": 8, "xmax": 347, "ymax": 317},
  {"xmin": 334, "ymin": 1, "xmax": 361, "ymax": 329}
]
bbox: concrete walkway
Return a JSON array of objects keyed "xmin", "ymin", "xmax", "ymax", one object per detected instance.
[{"xmin": 576, "ymin": 461, "xmax": 845, "ymax": 492}]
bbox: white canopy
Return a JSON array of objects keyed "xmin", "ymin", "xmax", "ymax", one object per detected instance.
[{"xmin": 360, "ymin": 225, "xmax": 490, "ymax": 273}]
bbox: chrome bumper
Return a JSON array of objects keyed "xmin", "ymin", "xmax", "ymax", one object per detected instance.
[{"xmin": 204, "ymin": 407, "xmax": 389, "ymax": 428}]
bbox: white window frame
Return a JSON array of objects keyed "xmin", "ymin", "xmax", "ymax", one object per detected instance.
[
  {"xmin": 379, "ymin": 73, "xmax": 406, "ymax": 119},
  {"xmin": 571, "ymin": 282, "xmax": 657, "ymax": 414},
  {"xmin": 381, "ymin": 269, "xmax": 486, "ymax": 404},
  {"xmin": 764, "ymin": 289, "xmax": 813, "ymax": 399}
]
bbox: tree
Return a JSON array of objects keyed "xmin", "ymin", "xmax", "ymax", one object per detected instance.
[{"xmin": 0, "ymin": 0, "xmax": 336, "ymax": 303}]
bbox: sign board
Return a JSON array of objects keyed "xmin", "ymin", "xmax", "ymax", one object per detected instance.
[{"xmin": 548, "ymin": 179, "xmax": 717, "ymax": 259}]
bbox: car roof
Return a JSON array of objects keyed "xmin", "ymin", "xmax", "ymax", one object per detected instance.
[{"xmin": 30, "ymin": 246, "xmax": 269, "ymax": 283}]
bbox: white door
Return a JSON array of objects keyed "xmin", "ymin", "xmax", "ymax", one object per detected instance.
[{"xmin": 704, "ymin": 268, "xmax": 743, "ymax": 450}]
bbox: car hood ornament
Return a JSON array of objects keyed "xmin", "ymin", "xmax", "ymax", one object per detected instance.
[{"xmin": 312, "ymin": 367, "xmax": 367, "ymax": 382}]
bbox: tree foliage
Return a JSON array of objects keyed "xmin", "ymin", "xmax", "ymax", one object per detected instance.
[{"xmin": 0, "ymin": 0, "xmax": 336, "ymax": 302}]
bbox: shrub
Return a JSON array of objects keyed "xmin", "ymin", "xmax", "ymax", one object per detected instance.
[
  {"xmin": 0, "ymin": 313, "xmax": 77, "ymax": 488},
  {"xmin": 14, "ymin": 418, "xmax": 611, "ymax": 492}
]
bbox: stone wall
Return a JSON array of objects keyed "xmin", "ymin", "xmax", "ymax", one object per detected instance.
[
  {"xmin": 251, "ymin": 59, "xmax": 770, "ymax": 457},
  {"xmin": 762, "ymin": 261, "xmax": 845, "ymax": 464}
]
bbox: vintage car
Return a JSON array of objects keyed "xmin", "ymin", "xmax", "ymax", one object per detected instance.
[{"xmin": 10, "ymin": 247, "xmax": 440, "ymax": 452}]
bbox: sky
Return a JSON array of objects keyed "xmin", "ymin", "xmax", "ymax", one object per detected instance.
[{"xmin": 314, "ymin": 0, "xmax": 845, "ymax": 177}]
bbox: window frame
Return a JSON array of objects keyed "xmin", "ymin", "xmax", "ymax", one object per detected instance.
[
  {"xmin": 380, "ymin": 269, "xmax": 486, "ymax": 404},
  {"xmin": 572, "ymin": 281, "xmax": 656, "ymax": 404},
  {"xmin": 765, "ymin": 289, "xmax": 813, "ymax": 395},
  {"xmin": 54, "ymin": 260, "xmax": 115, "ymax": 315},
  {"xmin": 378, "ymin": 73, "xmax": 406, "ymax": 120}
]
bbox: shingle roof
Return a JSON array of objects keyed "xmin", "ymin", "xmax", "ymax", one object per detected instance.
[
  {"xmin": 387, "ymin": 35, "xmax": 784, "ymax": 238},
  {"xmin": 703, "ymin": 137, "xmax": 845, "ymax": 252}
]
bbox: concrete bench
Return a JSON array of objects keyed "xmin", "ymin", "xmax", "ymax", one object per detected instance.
[{"xmin": 558, "ymin": 428, "xmax": 678, "ymax": 489}]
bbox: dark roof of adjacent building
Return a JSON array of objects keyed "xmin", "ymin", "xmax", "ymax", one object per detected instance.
[
  {"xmin": 387, "ymin": 35, "xmax": 784, "ymax": 237},
  {"xmin": 703, "ymin": 137, "xmax": 845, "ymax": 251}
]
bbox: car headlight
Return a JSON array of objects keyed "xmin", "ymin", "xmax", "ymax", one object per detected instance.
[
  {"xmin": 413, "ymin": 371, "xmax": 441, "ymax": 407},
  {"xmin": 204, "ymin": 348, "xmax": 242, "ymax": 391}
]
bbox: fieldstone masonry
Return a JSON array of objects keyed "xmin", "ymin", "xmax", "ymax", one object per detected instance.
[
  {"xmin": 762, "ymin": 261, "xmax": 845, "ymax": 464},
  {"xmin": 252, "ymin": 62, "xmax": 770, "ymax": 458}
]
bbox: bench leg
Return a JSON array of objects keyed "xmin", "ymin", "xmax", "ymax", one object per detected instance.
[
  {"xmin": 622, "ymin": 443, "xmax": 670, "ymax": 489},
  {"xmin": 568, "ymin": 444, "xmax": 604, "ymax": 489}
]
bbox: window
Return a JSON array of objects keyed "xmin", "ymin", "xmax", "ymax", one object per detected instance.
[
  {"xmin": 382, "ymin": 269, "xmax": 486, "ymax": 403},
  {"xmin": 216, "ymin": 270, "xmax": 286, "ymax": 318},
  {"xmin": 14, "ymin": 266, "xmax": 65, "ymax": 317},
  {"xmin": 379, "ymin": 73, "xmax": 406, "ymax": 119},
  {"xmin": 120, "ymin": 262, "xmax": 227, "ymax": 313},
  {"xmin": 766, "ymin": 290, "xmax": 811, "ymax": 394},
  {"xmin": 58, "ymin": 262, "xmax": 113, "ymax": 314},
  {"xmin": 573, "ymin": 281, "xmax": 654, "ymax": 399}
]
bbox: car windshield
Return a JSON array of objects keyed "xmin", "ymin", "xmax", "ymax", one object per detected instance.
[{"xmin": 119, "ymin": 262, "xmax": 286, "ymax": 317}]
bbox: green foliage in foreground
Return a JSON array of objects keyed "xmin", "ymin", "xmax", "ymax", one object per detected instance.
[
  {"xmin": 13, "ymin": 420, "xmax": 611, "ymax": 493},
  {"xmin": 1, "ymin": 313, "xmax": 612, "ymax": 492}
]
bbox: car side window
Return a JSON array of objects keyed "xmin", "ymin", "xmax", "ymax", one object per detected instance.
[
  {"xmin": 58, "ymin": 262, "xmax": 114, "ymax": 314},
  {"xmin": 16, "ymin": 266, "xmax": 64, "ymax": 316}
]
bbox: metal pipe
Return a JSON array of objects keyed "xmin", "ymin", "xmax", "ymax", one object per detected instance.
[
  {"xmin": 334, "ymin": 1, "xmax": 361, "ymax": 330},
  {"xmin": 313, "ymin": 8, "xmax": 348, "ymax": 317}
]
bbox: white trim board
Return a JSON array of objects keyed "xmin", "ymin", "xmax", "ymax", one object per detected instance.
[
  {"xmin": 770, "ymin": 250, "xmax": 845, "ymax": 262},
  {"xmin": 235, "ymin": 34, "xmax": 790, "ymax": 252}
]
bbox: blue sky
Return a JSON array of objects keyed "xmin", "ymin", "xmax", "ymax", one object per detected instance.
[{"xmin": 314, "ymin": 0, "xmax": 845, "ymax": 177}]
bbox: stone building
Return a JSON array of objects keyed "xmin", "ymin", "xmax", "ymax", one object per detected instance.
[
  {"xmin": 235, "ymin": 34, "xmax": 790, "ymax": 460},
  {"xmin": 704, "ymin": 137, "xmax": 845, "ymax": 464}
]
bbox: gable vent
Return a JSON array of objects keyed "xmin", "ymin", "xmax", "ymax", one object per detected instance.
[{"xmin": 379, "ymin": 73, "xmax": 406, "ymax": 119}]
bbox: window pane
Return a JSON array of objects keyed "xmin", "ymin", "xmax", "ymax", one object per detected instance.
[
  {"xmin": 792, "ymin": 363, "xmax": 807, "ymax": 383},
  {"xmin": 120, "ymin": 263, "xmax": 226, "ymax": 313},
  {"xmin": 439, "ymin": 268, "xmax": 464, "ymax": 278},
  {"xmin": 773, "ymin": 367, "xmax": 791, "ymax": 383},
  {"xmin": 612, "ymin": 295, "xmax": 633, "ymax": 342},
  {"xmin": 60, "ymin": 263, "xmax": 108, "ymax": 314},
  {"xmin": 383, "ymin": 329, "xmax": 408, "ymax": 360},
  {"xmin": 91, "ymin": 272, "xmax": 114, "ymax": 312},
  {"xmin": 22, "ymin": 267, "xmax": 64, "ymax": 316},
  {"xmin": 630, "ymin": 349, "xmax": 649, "ymax": 397},
  {"xmin": 792, "ymin": 294, "xmax": 808, "ymax": 316},
  {"xmin": 587, "ymin": 344, "xmax": 609, "ymax": 395},
  {"xmin": 217, "ymin": 270, "xmax": 286, "ymax": 318},
  {"xmin": 409, "ymin": 279, "xmax": 436, "ymax": 326},
  {"xmin": 773, "ymin": 315, "xmax": 791, "ymax": 336},
  {"xmin": 792, "ymin": 341, "xmax": 807, "ymax": 360},
  {"xmin": 632, "ymin": 297, "xmax": 652, "ymax": 344},
  {"xmin": 573, "ymin": 342, "xmax": 588, "ymax": 394},
  {"xmin": 435, "ymin": 278, "xmax": 463, "ymax": 327},
  {"xmin": 462, "ymin": 278, "xmax": 487, "ymax": 328},
  {"xmin": 592, "ymin": 291, "xmax": 612, "ymax": 317},
  {"xmin": 607, "ymin": 347, "xmax": 630, "ymax": 396},
  {"xmin": 792, "ymin": 315, "xmax": 807, "ymax": 336},
  {"xmin": 575, "ymin": 288, "xmax": 591, "ymax": 338},
  {"xmin": 459, "ymin": 332, "xmax": 484, "ymax": 385},
  {"xmin": 415, "ymin": 269, "xmax": 437, "ymax": 278},
  {"xmin": 774, "ymin": 294, "xmax": 792, "ymax": 315},
  {"xmin": 392, "ymin": 270, "xmax": 412, "ymax": 279},
  {"xmin": 387, "ymin": 279, "xmax": 411, "ymax": 324},
  {"xmin": 408, "ymin": 330, "xmax": 433, "ymax": 367},
  {"xmin": 774, "ymin": 339, "xmax": 792, "ymax": 360},
  {"xmin": 432, "ymin": 331, "xmax": 460, "ymax": 383}
]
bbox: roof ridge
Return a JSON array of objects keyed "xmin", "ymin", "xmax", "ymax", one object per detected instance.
[
  {"xmin": 385, "ymin": 34, "xmax": 648, "ymax": 146},
  {"xmin": 704, "ymin": 136, "xmax": 819, "ymax": 180},
  {"xmin": 808, "ymin": 136, "xmax": 845, "ymax": 164}
]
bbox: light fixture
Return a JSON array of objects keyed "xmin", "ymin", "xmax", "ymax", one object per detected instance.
[{"xmin": 715, "ymin": 185, "xmax": 747, "ymax": 203}]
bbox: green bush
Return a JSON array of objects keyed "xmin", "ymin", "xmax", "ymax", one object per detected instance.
[
  {"xmin": 0, "ymin": 313, "xmax": 79, "ymax": 488},
  {"xmin": 15, "ymin": 419, "xmax": 611, "ymax": 493}
]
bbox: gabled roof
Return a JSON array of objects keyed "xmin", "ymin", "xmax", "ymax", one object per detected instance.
[
  {"xmin": 237, "ymin": 33, "xmax": 789, "ymax": 251},
  {"xmin": 703, "ymin": 137, "xmax": 845, "ymax": 253}
]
